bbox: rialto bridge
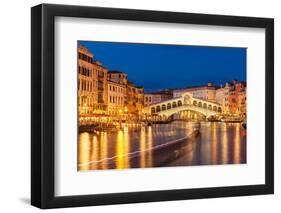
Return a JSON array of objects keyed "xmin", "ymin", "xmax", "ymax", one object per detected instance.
[{"xmin": 143, "ymin": 92, "xmax": 222, "ymax": 119}]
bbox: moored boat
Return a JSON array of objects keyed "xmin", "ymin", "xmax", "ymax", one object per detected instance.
[
  {"xmin": 221, "ymin": 116, "xmax": 244, "ymax": 123},
  {"xmin": 207, "ymin": 116, "xmax": 220, "ymax": 122}
]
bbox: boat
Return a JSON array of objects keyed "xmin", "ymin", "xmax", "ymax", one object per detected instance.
[
  {"xmin": 207, "ymin": 116, "xmax": 220, "ymax": 122},
  {"xmin": 220, "ymin": 116, "xmax": 244, "ymax": 123}
]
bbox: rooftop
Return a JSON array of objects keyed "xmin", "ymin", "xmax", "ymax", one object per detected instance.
[
  {"xmin": 173, "ymin": 85, "xmax": 218, "ymax": 91},
  {"xmin": 108, "ymin": 70, "xmax": 127, "ymax": 74},
  {"xmin": 145, "ymin": 90, "xmax": 173, "ymax": 95},
  {"xmin": 107, "ymin": 79, "xmax": 126, "ymax": 87}
]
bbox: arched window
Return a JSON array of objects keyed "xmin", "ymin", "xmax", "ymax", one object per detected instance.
[
  {"xmin": 162, "ymin": 104, "xmax": 166, "ymax": 111},
  {"xmin": 198, "ymin": 102, "xmax": 202, "ymax": 107},
  {"xmin": 151, "ymin": 107, "xmax": 155, "ymax": 114},
  {"xmin": 213, "ymin": 106, "xmax": 217, "ymax": 111},
  {"xmin": 156, "ymin": 105, "xmax": 161, "ymax": 112},
  {"xmin": 193, "ymin": 100, "xmax": 197, "ymax": 106},
  {"xmin": 203, "ymin": 103, "xmax": 207, "ymax": 109},
  {"xmin": 167, "ymin": 103, "xmax": 171, "ymax": 110},
  {"xmin": 178, "ymin": 100, "xmax": 182, "ymax": 106},
  {"xmin": 208, "ymin": 105, "xmax": 212, "ymax": 110},
  {"xmin": 172, "ymin": 102, "xmax": 177, "ymax": 108},
  {"xmin": 218, "ymin": 107, "xmax": 222, "ymax": 113}
]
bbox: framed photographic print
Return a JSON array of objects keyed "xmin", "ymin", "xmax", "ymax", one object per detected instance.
[{"xmin": 31, "ymin": 3, "xmax": 274, "ymax": 209}]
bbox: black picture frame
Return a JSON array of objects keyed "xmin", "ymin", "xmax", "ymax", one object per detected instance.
[{"xmin": 31, "ymin": 3, "xmax": 274, "ymax": 209}]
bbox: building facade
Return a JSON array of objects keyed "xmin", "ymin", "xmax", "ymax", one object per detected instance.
[
  {"xmin": 107, "ymin": 71, "xmax": 128, "ymax": 116},
  {"xmin": 92, "ymin": 61, "xmax": 108, "ymax": 114},
  {"xmin": 215, "ymin": 80, "xmax": 246, "ymax": 114},
  {"xmin": 78, "ymin": 45, "xmax": 108, "ymax": 117},
  {"xmin": 108, "ymin": 71, "xmax": 128, "ymax": 85},
  {"xmin": 144, "ymin": 90, "xmax": 173, "ymax": 107},
  {"xmin": 126, "ymin": 82, "xmax": 144, "ymax": 115},
  {"xmin": 78, "ymin": 46, "xmax": 96, "ymax": 115},
  {"xmin": 173, "ymin": 83, "xmax": 216, "ymax": 102},
  {"xmin": 135, "ymin": 86, "xmax": 144, "ymax": 114},
  {"xmin": 229, "ymin": 81, "xmax": 246, "ymax": 114},
  {"xmin": 107, "ymin": 80, "xmax": 126, "ymax": 116},
  {"xmin": 215, "ymin": 87, "xmax": 226, "ymax": 111}
]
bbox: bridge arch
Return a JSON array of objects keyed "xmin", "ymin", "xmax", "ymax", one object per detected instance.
[
  {"xmin": 203, "ymin": 103, "xmax": 207, "ymax": 109},
  {"xmin": 178, "ymin": 100, "xmax": 182, "ymax": 106},
  {"xmin": 167, "ymin": 109, "xmax": 207, "ymax": 120},
  {"xmin": 167, "ymin": 103, "xmax": 171, "ymax": 110},
  {"xmin": 156, "ymin": 105, "xmax": 161, "ymax": 112}
]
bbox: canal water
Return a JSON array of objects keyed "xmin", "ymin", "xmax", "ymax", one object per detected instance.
[{"xmin": 78, "ymin": 121, "xmax": 246, "ymax": 171}]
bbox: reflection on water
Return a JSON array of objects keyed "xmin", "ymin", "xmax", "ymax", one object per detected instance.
[
  {"xmin": 212, "ymin": 122, "xmax": 218, "ymax": 164},
  {"xmin": 140, "ymin": 127, "xmax": 146, "ymax": 168},
  {"xmin": 222, "ymin": 123, "xmax": 228, "ymax": 164},
  {"xmin": 78, "ymin": 121, "xmax": 246, "ymax": 171},
  {"xmin": 100, "ymin": 132, "xmax": 108, "ymax": 170},
  {"xmin": 234, "ymin": 124, "xmax": 241, "ymax": 164}
]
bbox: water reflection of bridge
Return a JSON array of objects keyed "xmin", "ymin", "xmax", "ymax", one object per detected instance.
[{"xmin": 144, "ymin": 92, "xmax": 222, "ymax": 119}]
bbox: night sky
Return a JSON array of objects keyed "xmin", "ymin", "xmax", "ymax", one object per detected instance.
[{"xmin": 79, "ymin": 41, "xmax": 246, "ymax": 92}]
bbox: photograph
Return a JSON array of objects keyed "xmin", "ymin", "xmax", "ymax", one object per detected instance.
[{"xmin": 77, "ymin": 41, "xmax": 247, "ymax": 171}]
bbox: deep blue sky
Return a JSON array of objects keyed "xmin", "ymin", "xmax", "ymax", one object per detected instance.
[{"xmin": 79, "ymin": 41, "xmax": 246, "ymax": 92}]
